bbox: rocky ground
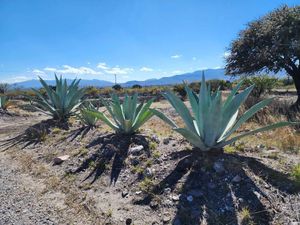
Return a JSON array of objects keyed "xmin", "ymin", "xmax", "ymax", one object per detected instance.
[{"xmin": 0, "ymin": 101, "xmax": 300, "ymax": 225}]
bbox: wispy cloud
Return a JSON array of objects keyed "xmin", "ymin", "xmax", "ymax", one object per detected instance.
[
  {"xmin": 223, "ymin": 51, "xmax": 231, "ymax": 58},
  {"xmin": 171, "ymin": 54, "xmax": 182, "ymax": 59},
  {"xmin": 44, "ymin": 65, "xmax": 102, "ymax": 75},
  {"xmin": 3, "ymin": 76, "xmax": 33, "ymax": 83},
  {"xmin": 213, "ymin": 66, "xmax": 223, "ymax": 69},
  {"xmin": 97, "ymin": 62, "xmax": 134, "ymax": 75},
  {"xmin": 140, "ymin": 67, "xmax": 154, "ymax": 72}
]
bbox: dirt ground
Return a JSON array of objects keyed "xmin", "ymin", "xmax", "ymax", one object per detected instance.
[{"xmin": 0, "ymin": 101, "xmax": 299, "ymax": 225}]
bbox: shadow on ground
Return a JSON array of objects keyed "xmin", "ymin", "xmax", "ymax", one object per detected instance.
[
  {"xmin": 0, "ymin": 119, "xmax": 69, "ymax": 150},
  {"xmin": 73, "ymin": 133, "xmax": 150, "ymax": 185},
  {"xmin": 134, "ymin": 150, "xmax": 299, "ymax": 225}
]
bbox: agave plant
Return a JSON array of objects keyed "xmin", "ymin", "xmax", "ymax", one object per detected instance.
[
  {"xmin": 0, "ymin": 95, "xmax": 11, "ymax": 111},
  {"xmin": 87, "ymin": 93, "xmax": 154, "ymax": 134},
  {"xmin": 152, "ymin": 75, "xmax": 295, "ymax": 152},
  {"xmin": 29, "ymin": 75, "xmax": 85, "ymax": 121},
  {"xmin": 77, "ymin": 103, "xmax": 100, "ymax": 127}
]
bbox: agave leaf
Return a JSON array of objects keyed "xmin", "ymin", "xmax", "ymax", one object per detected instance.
[
  {"xmin": 151, "ymin": 109, "xmax": 178, "ymax": 128},
  {"xmin": 88, "ymin": 110, "xmax": 119, "ymax": 131},
  {"xmin": 174, "ymin": 128, "xmax": 209, "ymax": 151},
  {"xmin": 217, "ymin": 121, "xmax": 294, "ymax": 148}
]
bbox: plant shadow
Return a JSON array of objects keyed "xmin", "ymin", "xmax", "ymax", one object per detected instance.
[
  {"xmin": 73, "ymin": 133, "xmax": 150, "ymax": 185},
  {"xmin": 0, "ymin": 119, "xmax": 62, "ymax": 150},
  {"xmin": 134, "ymin": 151, "xmax": 299, "ymax": 225}
]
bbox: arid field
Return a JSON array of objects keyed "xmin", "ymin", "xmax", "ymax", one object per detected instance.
[{"xmin": 0, "ymin": 92, "xmax": 299, "ymax": 225}]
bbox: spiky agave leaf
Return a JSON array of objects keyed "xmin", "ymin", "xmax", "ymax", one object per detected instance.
[
  {"xmin": 28, "ymin": 75, "xmax": 85, "ymax": 121},
  {"xmin": 152, "ymin": 75, "xmax": 297, "ymax": 151},
  {"xmin": 77, "ymin": 102, "xmax": 100, "ymax": 127},
  {"xmin": 87, "ymin": 93, "xmax": 155, "ymax": 134},
  {"xmin": 0, "ymin": 95, "xmax": 12, "ymax": 111}
]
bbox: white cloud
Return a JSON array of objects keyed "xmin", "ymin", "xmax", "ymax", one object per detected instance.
[
  {"xmin": 97, "ymin": 62, "xmax": 134, "ymax": 75},
  {"xmin": 3, "ymin": 76, "xmax": 32, "ymax": 83},
  {"xmin": 44, "ymin": 65, "xmax": 102, "ymax": 75},
  {"xmin": 171, "ymin": 54, "xmax": 182, "ymax": 59},
  {"xmin": 172, "ymin": 70, "xmax": 183, "ymax": 74},
  {"xmin": 213, "ymin": 66, "xmax": 223, "ymax": 69},
  {"xmin": 223, "ymin": 51, "xmax": 231, "ymax": 58},
  {"xmin": 140, "ymin": 67, "xmax": 154, "ymax": 72}
]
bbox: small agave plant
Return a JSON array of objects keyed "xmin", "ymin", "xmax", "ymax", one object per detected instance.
[
  {"xmin": 77, "ymin": 103, "xmax": 100, "ymax": 127},
  {"xmin": 0, "ymin": 95, "xmax": 11, "ymax": 111},
  {"xmin": 152, "ymin": 75, "xmax": 295, "ymax": 152},
  {"xmin": 87, "ymin": 93, "xmax": 154, "ymax": 134},
  {"xmin": 29, "ymin": 75, "xmax": 85, "ymax": 122}
]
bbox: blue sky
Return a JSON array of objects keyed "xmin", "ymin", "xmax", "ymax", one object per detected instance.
[{"xmin": 0, "ymin": 0, "xmax": 299, "ymax": 83}]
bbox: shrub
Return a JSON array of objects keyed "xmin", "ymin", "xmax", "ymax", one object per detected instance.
[
  {"xmin": 112, "ymin": 84, "xmax": 122, "ymax": 91},
  {"xmin": 152, "ymin": 75, "xmax": 295, "ymax": 152},
  {"xmin": 242, "ymin": 75, "xmax": 278, "ymax": 98},
  {"xmin": 132, "ymin": 84, "xmax": 142, "ymax": 89},
  {"xmin": 28, "ymin": 75, "xmax": 85, "ymax": 122}
]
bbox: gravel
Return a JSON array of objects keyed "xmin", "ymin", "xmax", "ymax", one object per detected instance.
[{"xmin": 0, "ymin": 153, "xmax": 62, "ymax": 225}]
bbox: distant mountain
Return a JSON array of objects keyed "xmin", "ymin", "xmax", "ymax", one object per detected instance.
[
  {"xmin": 13, "ymin": 68, "xmax": 283, "ymax": 89},
  {"xmin": 13, "ymin": 79, "xmax": 114, "ymax": 89},
  {"xmin": 123, "ymin": 69, "xmax": 228, "ymax": 87}
]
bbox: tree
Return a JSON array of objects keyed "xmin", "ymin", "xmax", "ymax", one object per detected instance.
[{"xmin": 226, "ymin": 5, "xmax": 300, "ymax": 107}]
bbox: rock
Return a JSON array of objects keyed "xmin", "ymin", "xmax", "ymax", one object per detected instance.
[
  {"xmin": 151, "ymin": 135, "xmax": 160, "ymax": 144},
  {"xmin": 232, "ymin": 175, "xmax": 242, "ymax": 183},
  {"xmin": 53, "ymin": 155, "xmax": 70, "ymax": 165},
  {"xmin": 213, "ymin": 161, "xmax": 225, "ymax": 174},
  {"xmin": 122, "ymin": 190, "xmax": 129, "ymax": 198},
  {"xmin": 135, "ymin": 191, "xmax": 142, "ymax": 195},
  {"xmin": 126, "ymin": 218, "xmax": 132, "ymax": 225},
  {"xmin": 171, "ymin": 195, "xmax": 180, "ymax": 201},
  {"xmin": 164, "ymin": 188, "xmax": 171, "ymax": 194},
  {"xmin": 145, "ymin": 168, "xmax": 153, "ymax": 177},
  {"xmin": 163, "ymin": 214, "xmax": 171, "ymax": 223},
  {"xmin": 130, "ymin": 158, "xmax": 140, "ymax": 166},
  {"xmin": 189, "ymin": 189, "xmax": 203, "ymax": 197},
  {"xmin": 187, "ymin": 195, "xmax": 193, "ymax": 202},
  {"xmin": 163, "ymin": 138, "xmax": 170, "ymax": 145},
  {"xmin": 129, "ymin": 145, "xmax": 144, "ymax": 155},
  {"xmin": 150, "ymin": 200, "xmax": 159, "ymax": 209}
]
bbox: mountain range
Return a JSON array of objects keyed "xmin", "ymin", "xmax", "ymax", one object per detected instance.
[{"xmin": 11, "ymin": 68, "xmax": 280, "ymax": 89}]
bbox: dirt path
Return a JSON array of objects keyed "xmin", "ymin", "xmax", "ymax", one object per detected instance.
[{"xmin": 0, "ymin": 151, "xmax": 64, "ymax": 225}]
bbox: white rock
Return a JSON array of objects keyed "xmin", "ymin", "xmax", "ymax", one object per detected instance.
[{"xmin": 53, "ymin": 155, "xmax": 70, "ymax": 165}]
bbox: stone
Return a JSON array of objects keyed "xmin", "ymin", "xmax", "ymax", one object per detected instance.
[
  {"xmin": 53, "ymin": 155, "xmax": 70, "ymax": 165},
  {"xmin": 163, "ymin": 215, "xmax": 171, "ymax": 223},
  {"xmin": 163, "ymin": 138, "xmax": 170, "ymax": 145},
  {"xmin": 126, "ymin": 218, "xmax": 132, "ymax": 225},
  {"xmin": 150, "ymin": 200, "xmax": 159, "ymax": 209},
  {"xmin": 213, "ymin": 161, "xmax": 225, "ymax": 174},
  {"xmin": 151, "ymin": 135, "xmax": 160, "ymax": 144},
  {"xmin": 135, "ymin": 191, "xmax": 142, "ymax": 195},
  {"xmin": 122, "ymin": 190, "xmax": 129, "ymax": 198},
  {"xmin": 129, "ymin": 145, "xmax": 144, "ymax": 155},
  {"xmin": 145, "ymin": 168, "xmax": 153, "ymax": 177},
  {"xmin": 232, "ymin": 175, "xmax": 242, "ymax": 183},
  {"xmin": 171, "ymin": 195, "xmax": 180, "ymax": 201},
  {"xmin": 164, "ymin": 188, "xmax": 171, "ymax": 194},
  {"xmin": 187, "ymin": 195, "xmax": 193, "ymax": 202}
]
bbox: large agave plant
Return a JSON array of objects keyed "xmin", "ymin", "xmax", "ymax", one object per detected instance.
[
  {"xmin": 152, "ymin": 75, "xmax": 295, "ymax": 151},
  {"xmin": 0, "ymin": 95, "xmax": 11, "ymax": 111},
  {"xmin": 29, "ymin": 75, "xmax": 85, "ymax": 121},
  {"xmin": 87, "ymin": 93, "xmax": 154, "ymax": 134}
]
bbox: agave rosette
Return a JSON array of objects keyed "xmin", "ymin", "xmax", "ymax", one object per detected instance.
[
  {"xmin": 29, "ymin": 75, "xmax": 85, "ymax": 121},
  {"xmin": 86, "ymin": 93, "xmax": 154, "ymax": 134},
  {"xmin": 152, "ymin": 75, "xmax": 295, "ymax": 151}
]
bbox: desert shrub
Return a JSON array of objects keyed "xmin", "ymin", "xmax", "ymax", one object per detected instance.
[
  {"xmin": 132, "ymin": 84, "xmax": 142, "ymax": 89},
  {"xmin": 242, "ymin": 75, "xmax": 278, "ymax": 98},
  {"xmin": 112, "ymin": 84, "xmax": 122, "ymax": 91},
  {"xmin": 291, "ymin": 164, "xmax": 300, "ymax": 185},
  {"xmin": 85, "ymin": 86, "xmax": 101, "ymax": 98},
  {"xmin": 207, "ymin": 79, "xmax": 231, "ymax": 91}
]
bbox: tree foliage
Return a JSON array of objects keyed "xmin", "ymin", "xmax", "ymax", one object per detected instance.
[{"xmin": 226, "ymin": 5, "xmax": 300, "ymax": 105}]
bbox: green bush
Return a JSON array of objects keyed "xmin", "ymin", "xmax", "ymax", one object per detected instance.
[{"xmin": 242, "ymin": 75, "xmax": 278, "ymax": 98}]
